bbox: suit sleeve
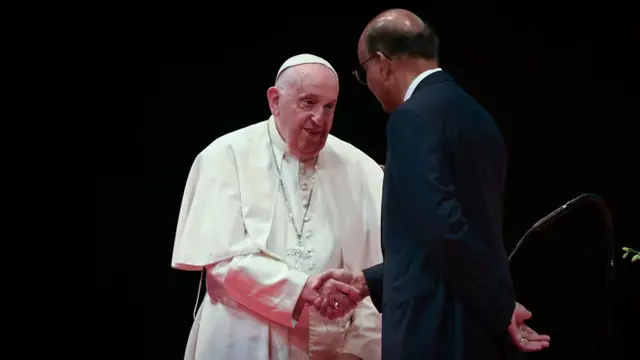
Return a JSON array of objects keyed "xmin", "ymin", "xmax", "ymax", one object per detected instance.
[
  {"xmin": 386, "ymin": 108, "xmax": 514, "ymax": 334},
  {"xmin": 362, "ymin": 264, "xmax": 384, "ymax": 312}
]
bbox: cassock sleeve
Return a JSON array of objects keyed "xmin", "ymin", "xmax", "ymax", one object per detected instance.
[
  {"xmin": 386, "ymin": 108, "xmax": 514, "ymax": 335},
  {"xmin": 171, "ymin": 145, "xmax": 309, "ymax": 328},
  {"xmin": 207, "ymin": 254, "xmax": 309, "ymax": 328},
  {"xmin": 340, "ymin": 153, "xmax": 383, "ymax": 359}
]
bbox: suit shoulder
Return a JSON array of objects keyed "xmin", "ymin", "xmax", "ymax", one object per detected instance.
[{"xmin": 397, "ymin": 81, "xmax": 491, "ymax": 127}]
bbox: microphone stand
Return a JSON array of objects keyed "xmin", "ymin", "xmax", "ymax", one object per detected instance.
[{"xmin": 507, "ymin": 193, "xmax": 616, "ymax": 359}]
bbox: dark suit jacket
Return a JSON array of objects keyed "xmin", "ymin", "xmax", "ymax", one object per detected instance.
[{"xmin": 363, "ymin": 71, "xmax": 518, "ymax": 360}]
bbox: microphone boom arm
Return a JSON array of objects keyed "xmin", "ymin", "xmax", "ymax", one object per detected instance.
[
  {"xmin": 507, "ymin": 193, "xmax": 616, "ymax": 359},
  {"xmin": 507, "ymin": 193, "xmax": 615, "ymax": 269}
]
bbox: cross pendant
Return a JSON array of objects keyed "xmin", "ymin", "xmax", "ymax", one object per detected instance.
[{"xmin": 285, "ymin": 239, "xmax": 314, "ymax": 271}]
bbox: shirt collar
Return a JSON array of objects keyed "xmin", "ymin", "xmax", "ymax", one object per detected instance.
[{"xmin": 404, "ymin": 68, "xmax": 442, "ymax": 101}]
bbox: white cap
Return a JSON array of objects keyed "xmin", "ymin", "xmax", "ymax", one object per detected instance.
[{"xmin": 275, "ymin": 53, "xmax": 338, "ymax": 82}]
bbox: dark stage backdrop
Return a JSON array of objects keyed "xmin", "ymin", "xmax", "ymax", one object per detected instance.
[{"xmin": 24, "ymin": 2, "xmax": 637, "ymax": 360}]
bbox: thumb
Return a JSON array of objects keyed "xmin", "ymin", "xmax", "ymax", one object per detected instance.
[
  {"xmin": 302, "ymin": 283, "xmax": 320, "ymax": 302},
  {"xmin": 311, "ymin": 270, "xmax": 333, "ymax": 290}
]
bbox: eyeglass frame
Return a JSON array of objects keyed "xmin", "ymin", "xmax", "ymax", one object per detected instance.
[{"xmin": 352, "ymin": 52, "xmax": 391, "ymax": 85}]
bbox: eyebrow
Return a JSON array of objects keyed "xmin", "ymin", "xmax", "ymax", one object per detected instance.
[{"xmin": 298, "ymin": 93, "xmax": 336, "ymax": 100}]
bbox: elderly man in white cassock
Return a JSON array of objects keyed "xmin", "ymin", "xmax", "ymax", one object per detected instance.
[{"xmin": 171, "ymin": 54, "xmax": 384, "ymax": 360}]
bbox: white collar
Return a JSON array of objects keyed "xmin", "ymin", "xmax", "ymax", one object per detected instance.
[
  {"xmin": 268, "ymin": 115, "xmax": 288, "ymax": 155},
  {"xmin": 404, "ymin": 68, "xmax": 442, "ymax": 101}
]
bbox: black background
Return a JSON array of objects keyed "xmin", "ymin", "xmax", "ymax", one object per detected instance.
[{"xmin": 24, "ymin": 1, "xmax": 638, "ymax": 359}]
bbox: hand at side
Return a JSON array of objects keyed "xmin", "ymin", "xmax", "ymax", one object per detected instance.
[{"xmin": 507, "ymin": 302, "xmax": 551, "ymax": 352}]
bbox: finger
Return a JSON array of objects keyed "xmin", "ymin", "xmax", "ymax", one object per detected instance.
[
  {"xmin": 313, "ymin": 297, "xmax": 323, "ymax": 308},
  {"xmin": 325, "ymin": 293, "xmax": 346, "ymax": 314},
  {"xmin": 522, "ymin": 345, "xmax": 542, "ymax": 352},
  {"xmin": 311, "ymin": 271, "xmax": 334, "ymax": 290},
  {"xmin": 520, "ymin": 326, "xmax": 550, "ymax": 341},
  {"xmin": 524, "ymin": 341, "xmax": 549, "ymax": 352},
  {"xmin": 314, "ymin": 298, "xmax": 328, "ymax": 312},
  {"xmin": 334, "ymin": 309, "xmax": 349, "ymax": 318},
  {"xmin": 516, "ymin": 338, "xmax": 535, "ymax": 351},
  {"xmin": 319, "ymin": 307, "xmax": 331, "ymax": 318},
  {"xmin": 318, "ymin": 300, "xmax": 333, "ymax": 318},
  {"xmin": 321, "ymin": 296, "xmax": 329, "ymax": 307},
  {"xmin": 522, "ymin": 325, "xmax": 534, "ymax": 334},
  {"xmin": 332, "ymin": 293, "xmax": 351, "ymax": 309},
  {"xmin": 334, "ymin": 302, "xmax": 354, "ymax": 318},
  {"xmin": 527, "ymin": 334, "xmax": 551, "ymax": 342},
  {"xmin": 315, "ymin": 270, "xmax": 341, "ymax": 289},
  {"xmin": 324, "ymin": 308, "xmax": 335, "ymax": 320},
  {"xmin": 305, "ymin": 291, "xmax": 320, "ymax": 304},
  {"xmin": 312, "ymin": 298, "xmax": 325, "ymax": 312},
  {"xmin": 516, "ymin": 325, "xmax": 531, "ymax": 338},
  {"xmin": 529, "ymin": 340, "xmax": 550, "ymax": 349},
  {"xmin": 331, "ymin": 280, "xmax": 361, "ymax": 301}
]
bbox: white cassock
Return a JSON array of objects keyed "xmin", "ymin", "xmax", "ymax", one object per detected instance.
[{"xmin": 171, "ymin": 116, "xmax": 384, "ymax": 360}]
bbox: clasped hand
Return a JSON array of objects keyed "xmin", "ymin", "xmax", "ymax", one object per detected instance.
[{"xmin": 304, "ymin": 268, "xmax": 364, "ymax": 319}]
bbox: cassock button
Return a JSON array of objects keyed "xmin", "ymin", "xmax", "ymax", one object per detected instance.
[
  {"xmin": 301, "ymin": 183, "xmax": 309, "ymax": 191},
  {"xmin": 304, "ymin": 215, "xmax": 311, "ymax": 222},
  {"xmin": 305, "ymin": 231, "xmax": 312, "ymax": 239},
  {"xmin": 302, "ymin": 200, "xmax": 309, "ymax": 208}
]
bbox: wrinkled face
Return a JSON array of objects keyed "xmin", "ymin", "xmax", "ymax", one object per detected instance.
[
  {"xmin": 267, "ymin": 64, "xmax": 339, "ymax": 160},
  {"xmin": 357, "ymin": 35, "xmax": 398, "ymax": 113}
]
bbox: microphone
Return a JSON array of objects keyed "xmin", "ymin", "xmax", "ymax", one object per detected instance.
[
  {"xmin": 529, "ymin": 193, "xmax": 589, "ymax": 231},
  {"xmin": 508, "ymin": 193, "xmax": 616, "ymax": 359}
]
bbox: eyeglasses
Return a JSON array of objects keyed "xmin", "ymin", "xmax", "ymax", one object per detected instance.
[
  {"xmin": 352, "ymin": 52, "xmax": 391, "ymax": 85},
  {"xmin": 352, "ymin": 55, "xmax": 375, "ymax": 85}
]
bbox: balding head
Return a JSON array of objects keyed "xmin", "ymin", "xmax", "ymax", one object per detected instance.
[
  {"xmin": 358, "ymin": 9, "xmax": 439, "ymax": 61},
  {"xmin": 355, "ymin": 9, "xmax": 439, "ymax": 113},
  {"xmin": 363, "ymin": 9, "xmax": 424, "ymax": 39}
]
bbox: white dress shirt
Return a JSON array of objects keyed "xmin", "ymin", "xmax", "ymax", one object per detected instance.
[{"xmin": 404, "ymin": 68, "xmax": 442, "ymax": 101}]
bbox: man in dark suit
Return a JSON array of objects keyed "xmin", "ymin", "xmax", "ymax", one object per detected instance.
[{"xmin": 312, "ymin": 9, "xmax": 550, "ymax": 360}]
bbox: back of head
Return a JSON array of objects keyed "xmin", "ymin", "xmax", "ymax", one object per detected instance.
[
  {"xmin": 364, "ymin": 9, "xmax": 439, "ymax": 61},
  {"xmin": 356, "ymin": 9, "xmax": 439, "ymax": 113}
]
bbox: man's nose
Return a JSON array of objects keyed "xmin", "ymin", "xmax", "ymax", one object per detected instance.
[{"xmin": 310, "ymin": 110, "xmax": 325, "ymax": 125}]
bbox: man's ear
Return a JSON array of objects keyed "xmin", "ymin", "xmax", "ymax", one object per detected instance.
[
  {"xmin": 266, "ymin": 87, "xmax": 281, "ymax": 116},
  {"xmin": 376, "ymin": 51, "xmax": 392, "ymax": 80}
]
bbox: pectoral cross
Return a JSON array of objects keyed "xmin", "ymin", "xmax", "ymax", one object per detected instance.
[{"xmin": 285, "ymin": 237, "xmax": 315, "ymax": 271}]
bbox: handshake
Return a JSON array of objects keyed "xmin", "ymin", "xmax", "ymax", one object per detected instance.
[
  {"xmin": 298, "ymin": 268, "xmax": 368, "ymax": 319},
  {"xmin": 296, "ymin": 269, "xmax": 551, "ymax": 353}
]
